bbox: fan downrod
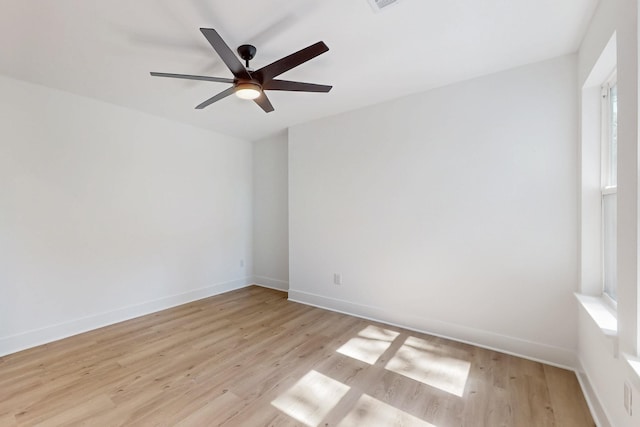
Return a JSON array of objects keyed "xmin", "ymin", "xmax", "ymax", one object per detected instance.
[{"xmin": 237, "ymin": 44, "xmax": 257, "ymax": 68}]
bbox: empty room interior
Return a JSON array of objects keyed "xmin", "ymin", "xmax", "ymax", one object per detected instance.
[{"xmin": 2, "ymin": 0, "xmax": 640, "ymax": 426}]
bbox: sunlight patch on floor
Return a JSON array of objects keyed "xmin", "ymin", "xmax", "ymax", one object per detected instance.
[
  {"xmin": 337, "ymin": 394, "xmax": 436, "ymax": 427},
  {"xmin": 271, "ymin": 370, "xmax": 350, "ymax": 426},
  {"xmin": 386, "ymin": 336, "xmax": 470, "ymax": 397},
  {"xmin": 337, "ymin": 325, "xmax": 400, "ymax": 365}
]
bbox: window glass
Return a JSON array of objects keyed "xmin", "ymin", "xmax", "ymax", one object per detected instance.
[
  {"xmin": 607, "ymin": 83, "xmax": 617, "ymax": 187},
  {"xmin": 602, "ymin": 79, "xmax": 617, "ymax": 301},
  {"xmin": 603, "ymin": 192, "xmax": 617, "ymax": 299}
]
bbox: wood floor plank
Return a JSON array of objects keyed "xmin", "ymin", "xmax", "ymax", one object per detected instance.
[
  {"xmin": 0, "ymin": 286, "xmax": 594, "ymax": 426},
  {"xmin": 543, "ymin": 364, "xmax": 596, "ymax": 427}
]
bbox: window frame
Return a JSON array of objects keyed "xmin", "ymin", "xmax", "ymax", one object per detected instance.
[{"xmin": 600, "ymin": 70, "xmax": 617, "ymax": 307}]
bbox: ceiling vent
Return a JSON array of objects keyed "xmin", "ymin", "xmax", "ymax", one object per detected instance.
[{"xmin": 367, "ymin": 0, "xmax": 400, "ymax": 13}]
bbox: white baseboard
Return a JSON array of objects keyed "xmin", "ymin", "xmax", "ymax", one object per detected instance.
[
  {"xmin": 252, "ymin": 275, "xmax": 289, "ymax": 292},
  {"xmin": 288, "ymin": 289, "xmax": 577, "ymax": 370},
  {"xmin": 0, "ymin": 277, "xmax": 252, "ymax": 357},
  {"xmin": 575, "ymin": 359, "xmax": 613, "ymax": 427}
]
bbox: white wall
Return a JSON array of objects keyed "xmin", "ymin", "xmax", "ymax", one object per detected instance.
[
  {"xmin": 252, "ymin": 131, "xmax": 289, "ymax": 291},
  {"xmin": 577, "ymin": 0, "xmax": 640, "ymax": 425},
  {"xmin": 289, "ymin": 55, "xmax": 579, "ymax": 367},
  {"xmin": 0, "ymin": 75, "xmax": 253, "ymax": 356}
]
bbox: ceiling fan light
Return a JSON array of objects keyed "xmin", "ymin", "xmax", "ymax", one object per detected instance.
[{"xmin": 235, "ymin": 82, "xmax": 262, "ymax": 100}]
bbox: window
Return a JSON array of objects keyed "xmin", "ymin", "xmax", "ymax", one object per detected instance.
[{"xmin": 601, "ymin": 73, "xmax": 617, "ymax": 302}]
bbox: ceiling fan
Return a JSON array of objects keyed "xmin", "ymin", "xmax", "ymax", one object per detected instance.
[{"xmin": 150, "ymin": 28, "xmax": 332, "ymax": 113}]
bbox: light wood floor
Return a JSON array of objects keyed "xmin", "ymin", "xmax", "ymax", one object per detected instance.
[{"xmin": 0, "ymin": 286, "xmax": 594, "ymax": 426}]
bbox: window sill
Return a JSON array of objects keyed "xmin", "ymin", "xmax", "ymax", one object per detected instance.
[
  {"xmin": 575, "ymin": 295, "xmax": 640, "ymax": 390},
  {"xmin": 575, "ymin": 293, "xmax": 618, "ymax": 336},
  {"xmin": 576, "ymin": 293, "xmax": 619, "ymax": 358},
  {"xmin": 623, "ymin": 353, "xmax": 640, "ymax": 392}
]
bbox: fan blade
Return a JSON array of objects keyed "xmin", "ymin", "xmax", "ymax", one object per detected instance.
[
  {"xmin": 200, "ymin": 28, "xmax": 252, "ymax": 80},
  {"xmin": 195, "ymin": 87, "xmax": 236, "ymax": 109},
  {"xmin": 150, "ymin": 72, "xmax": 234, "ymax": 84},
  {"xmin": 263, "ymin": 79, "xmax": 332, "ymax": 93},
  {"xmin": 255, "ymin": 41, "xmax": 329, "ymax": 82},
  {"xmin": 253, "ymin": 93, "xmax": 275, "ymax": 113}
]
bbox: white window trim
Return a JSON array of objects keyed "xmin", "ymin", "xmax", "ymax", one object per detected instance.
[{"xmin": 601, "ymin": 289, "xmax": 617, "ymax": 311}]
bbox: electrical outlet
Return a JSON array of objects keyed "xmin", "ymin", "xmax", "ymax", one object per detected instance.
[
  {"xmin": 624, "ymin": 381, "xmax": 633, "ymax": 416},
  {"xmin": 333, "ymin": 273, "xmax": 342, "ymax": 285}
]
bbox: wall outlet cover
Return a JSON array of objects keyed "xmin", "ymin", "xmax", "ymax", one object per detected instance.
[{"xmin": 624, "ymin": 381, "xmax": 633, "ymax": 415}]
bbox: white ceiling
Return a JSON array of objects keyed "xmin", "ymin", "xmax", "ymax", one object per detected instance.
[{"xmin": 0, "ymin": 0, "xmax": 598, "ymax": 141}]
